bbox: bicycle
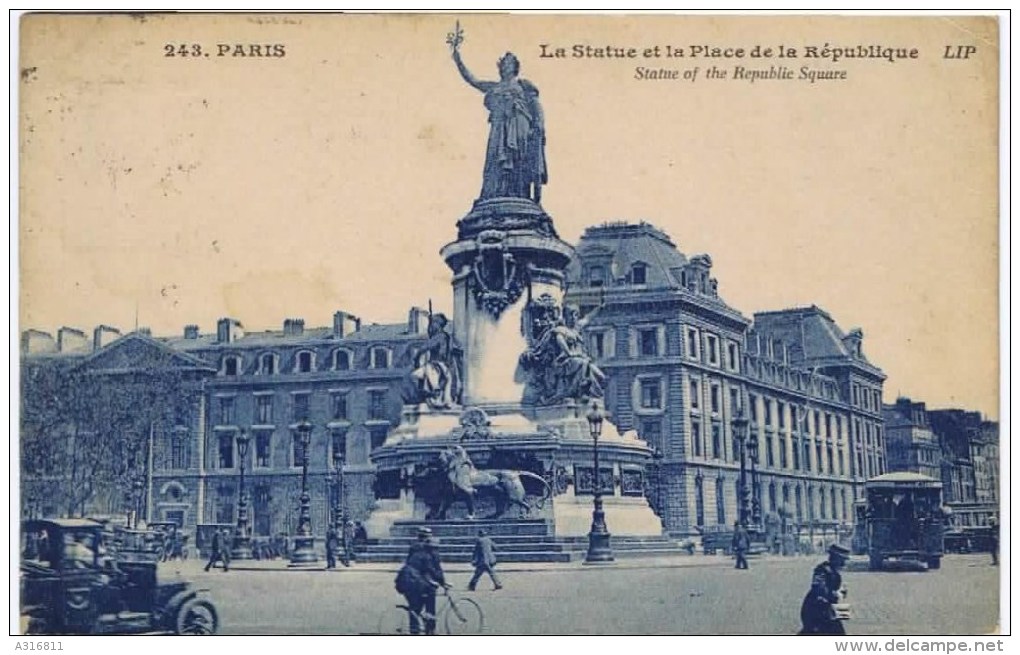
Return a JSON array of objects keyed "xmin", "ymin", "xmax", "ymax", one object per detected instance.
[{"xmin": 377, "ymin": 586, "xmax": 484, "ymax": 635}]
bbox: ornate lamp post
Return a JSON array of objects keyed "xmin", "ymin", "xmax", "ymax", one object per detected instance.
[
  {"xmin": 231, "ymin": 429, "xmax": 253, "ymax": 560},
  {"xmin": 748, "ymin": 431, "xmax": 762, "ymax": 529},
  {"xmin": 584, "ymin": 401, "xmax": 614, "ymax": 564},
  {"xmin": 332, "ymin": 448, "xmax": 346, "ymax": 533},
  {"xmin": 132, "ymin": 477, "xmax": 145, "ymax": 528},
  {"xmin": 732, "ymin": 406, "xmax": 751, "ymax": 527},
  {"xmin": 289, "ymin": 420, "xmax": 318, "ymax": 566}
]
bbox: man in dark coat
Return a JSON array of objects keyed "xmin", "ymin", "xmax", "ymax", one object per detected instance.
[
  {"xmin": 799, "ymin": 544, "xmax": 850, "ymax": 635},
  {"xmin": 403, "ymin": 527, "xmax": 448, "ymax": 635},
  {"xmin": 325, "ymin": 525, "xmax": 339, "ymax": 570},
  {"xmin": 468, "ymin": 529, "xmax": 502, "ymax": 591},
  {"xmin": 732, "ymin": 522, "xmax": 751, "ymax": 570},
  {"xmin": 204, "ymin": 528, "xmax": 229, "ymax": 572},
  {"xmin": 988, "ymin": 517, "xmax": 998, "ymax": 566}
]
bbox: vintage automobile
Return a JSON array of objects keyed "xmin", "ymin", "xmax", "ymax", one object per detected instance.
[
  {"xmin": 20, "ymin": 519, "xmax": 218, "ymax": 635},
  {"xmin": 862, "ymin": 472, "xmax": 946, "ymax": 571}
]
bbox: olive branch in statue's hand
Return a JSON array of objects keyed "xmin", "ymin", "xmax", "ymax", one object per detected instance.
[{"xmin": 446, "ymin": 20, "xmax": 464, "ymax": 51}]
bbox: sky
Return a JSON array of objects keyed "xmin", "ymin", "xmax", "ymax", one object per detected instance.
[{"xmin": 18, "ymin": 13, "xmax": 1001, "ymax": 418}]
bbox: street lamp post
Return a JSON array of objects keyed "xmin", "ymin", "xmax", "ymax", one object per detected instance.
[
  {"xmin": 584, "ymin": 401, "xmax": 614, "ymax": 564},
  {"xmin": 732, "ymin": 406, "xmax": 751, "ymax": 527},
  {"xmin": 748, "ymin": 433, "xmax": 761, "ymax": 529},
  {"xmin": 289, "ymin": 420, "xmax": 318, "ymax": 566},
  {"xmin": 231, "ymin": 429, "xmax": 253, "ymax": 560},
  {"xmin": 132, "ymin": 477, "xmax": 144, "ymax": 528},
  {"xmin": 332, "ymin": 449, "xmax": 345, "ymax": 533}
]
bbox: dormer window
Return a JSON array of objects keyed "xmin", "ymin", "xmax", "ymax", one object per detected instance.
[
  {"xmin": 295, "ymin": 350, "xmax": 314, "ymax": 373},
  {"xmin": 222, "ymin": 355, "xmax": 241, "ymax": 376},
  {"xmin": 588, "ymin": 265, "xmax": 605, "ymax": 287},
  {"xmin": 333, "ymin": 349, "xmax": 353, "ymax": 371},
  {"xmin": 631, "ymin": 263, "xmax": 647, "ymax": 285},
  {"xmin": 259, "ymin": 353, "xmax": 277, "ymax": 375},
  {"xmin": 370, "ymin": 346, "xmax": 391, "ymax": 369}
]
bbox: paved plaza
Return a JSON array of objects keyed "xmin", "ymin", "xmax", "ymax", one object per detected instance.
[{"xmin": 161, "ymin": 554, "xmax": 1000, "ymax": 635}]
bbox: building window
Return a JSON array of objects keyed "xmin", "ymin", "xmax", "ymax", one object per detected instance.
[
  {"xmin": 639, "ymin": 378, "xmax": 662, "ymax": 410},
  {"xmin": 689, "ymin": 379, "xmax": 700, "ymax": 409},
  {"xmin": 291, "ymin": 432, "xmax": 306, "ymax": 467},
  {"xmin": 588, "ymin": 265, "xmax": 605, "ymax": 287},
  {"xmin": 223, "ymin": 355, "xmax": 240, "ymax": 376},
  {"xmin": 826, "ymin": 445, "xmax": 834, "ymax": 474},
  {"xmin": 825, "ymin": 414, "xmax": 832, "ymax": 438},
  {"xmin": 780, "ymin": 434, "xmax": 788, "ymax": 468},
  {"xmin": 831, "ymin": 487, "xmax": 838, "ymax": 519},
  {"xmin": 803, "ymin": 441, "xmax": 812, "ymax": 472},
  {"xmin": 218, "ymin": 434, "xmax": 234, "ymax": 469},
  {"xmin": 215, "ymin": 486, "xmax": 234, "ymax": 525},
  {"xmin": 370, "ymin": 347, "xmax": 391, "ymax": 369},
  {"xmin": 589, "ymin": 332, "xmax": 606, "ymax": 359},
  {"xmin": 794, "ymin": 486, "xmax": 803, "ymax": 522},
  {"xmin": 695, "ymin": 476, "xmax": 705, "ymax": 527},
  {"xmin": 631, "ymin": 263, "xmax": 647, "ymax": 285},
  {"xmin": 331, "ymin": 392, "xmax": 349, "ymax": 421},
  {"xmin": 715, "ymin": 478, "xmax": 726, "ymax": 525},
  {"xmin": 840, "ymin": 489, "xmax": 847, "ymax": 519},
  {"xmin": 292, "ymin": 394, "xmax": 310, "ymax": 422},
  {"xmin": 296, "ymin": 351, "xmax": 314, "ymax": 373},
  {"xmin": 256, "ymin": 395, "xmax": 273, "ymax": 424},
  {"xmin": 218, "ymin": 397, "xmax": 235, "ymax": 426},
  {"xmin": 691, "ymin": 422, "xmax": 703, "ymax": 457},
  {"xmin": 765, "ymin": 435, "xmax": 775, "ymax": 468},
  {"xmin": 777, "ymin": 402, "xmax": 785, "ymax": 429},
  {"xmin": 710, "ymin": 385, "xmax": 720, "ymax": 414},
  {"xmin": 819, "ymin": 487, "xmax": 827, "ymax": 519},
  {"xmin": 729, "ymin": 388, "xmax": 739, "ymax": 414},
  {"xmin": 768, "ymin": 482, "xmax": 777, "ymax": 512},
  {"xmin": 814, "ymin": 410, "xmax": 821, "ymax": 435},
  {"xmin": 764, "ymin": 399, "xmax": 772, "ymax": 426},
  {"xmin": 253, "ymin": 486, "xmax": 271, "ymax": 536},
  {"xmin": 369, "ymin": 390, "xmax": 387, "ymax": 421},
  {"xmin": 711, "ymin": 424, "xmax": 722, "ymax": 459},
  {"xmin": 640, "ymin": 419, "xmax": 662, "ymax": 453},
  {"xmin": 331, "ymin": 429, "xmax": 348, "ymax": 462},
  {"xmin": 638, "ymin": 328, "xmax": 659, "ymax": 357},
  {"xmin": 816, "ymin": 442, "xmax": 824, "ymax": 474},
  {"xmin": 370, "ymin": 426, "xmax": 389, "ymax": 450},
  {"xmin": 333, "ymin": 349, "xmax": 352, "ymax": 371},
  {"xmin": 170, "ymin": 432, "xmax": 188, "ymax": 469},
  {"xmin": 259, "ymin": 353, "xmax": 276, "ymax": 375},
  {"xmin": 792, "ymin": 437, "xmax": 801, "ymax": 470},
  {"xmin": 748, "ymin": 394, "xmax": 758, "ymax": 422},
  {"xmin": 727, "ymin": 342, "xmax": 739, "ymax": 371},
  {"xmin": 807, "ymin": 487, "xmax": 815, "ymax": 520},
  {"xmin": 686, "ymin": 328, "xmax": 700, "ymax": 360},
  {"xmin": 255, "ymin": 432, "xmax": 271, "ymax": 468},
  {"xmin": 705, "ymin": 334, "xmax": 719, "ymax": 366}
]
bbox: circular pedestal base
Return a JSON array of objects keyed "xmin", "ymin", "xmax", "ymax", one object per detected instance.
[
  {"xmin": 288, "ymin": 536, "xmax": 319, "ymax": 566},
  {"xmin": 584, "ymin": 530, "xmax": 616, "ymax": 564},
  {"xmin": 230, "ymin": 538, "xmax": 253, "ymax": 561}
]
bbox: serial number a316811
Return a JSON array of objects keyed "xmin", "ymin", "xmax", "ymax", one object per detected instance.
[{"xmin": 15, "ymin": 642, "xmax": 63, "ymax": 651}]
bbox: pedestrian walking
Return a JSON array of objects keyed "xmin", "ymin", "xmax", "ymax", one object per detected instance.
[
  {"xmin": 798, "ymin": 544, "xmax": 850, "ymax": 635},
  {"xmin": 204, "ymin": 528, "xmax": 229, "ymax": 572},
  {"xmin": 988, "ymin": 517, "xmax": 998, "ymax": 566},
  {"xmin": 732, "ymin": 522, "xmax": 751, "ymax": 570},
  {"xmin": 342, "ymin": 519, "xmax": 356, "ymax": 567},
  {"xmin": 394, "ymin": 527, "xmax": 449, "ymax": 635},
  {"xmin": 325, "ymin": 525, "xmax": 339, "ymax": 570},
  {"xmin": 468, "ymin": 529, "xmax": 502, "ymax": 591}
]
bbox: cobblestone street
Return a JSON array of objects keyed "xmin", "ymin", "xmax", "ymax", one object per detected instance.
[{"xmin": 161, "ymin": 554, "xmax": 1000, "ymax": 635}]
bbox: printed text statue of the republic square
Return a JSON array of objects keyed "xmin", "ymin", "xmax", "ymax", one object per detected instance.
[{"xmin": 366, "ymin": 24, "xmax": 663, "ymax": 556}]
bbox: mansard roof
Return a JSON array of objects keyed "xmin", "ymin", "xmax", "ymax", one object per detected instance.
[
  {"xmin": 75, "ymin": 331, "xmax": 217, "ymax": 374},
  {"xmin": 160, "ymin": 323, "xmax": 422, "ymax": 352},
  {"xmin": 751, "ymin": 305, "xmax": 885, "ymax": 380},
  {"xmin": 568, "ymin": 221, "xmax": 689, "ymax": 289}
]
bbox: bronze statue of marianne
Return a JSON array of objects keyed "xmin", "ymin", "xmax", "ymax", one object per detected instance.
[{"xmin": 448, "ymin": 22, "xmax": 548, "ymax": 203}]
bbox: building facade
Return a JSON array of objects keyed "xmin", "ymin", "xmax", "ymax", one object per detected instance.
[
  {"xmin": 564, "ymin": 222, "xmax": 883, "ymax": 538},
  {"xmin": 928, "ymin": 409, "xmax": 999, "ymax": 528},
  {"xmin": 20, "ymin": 309, "xmax": 430, "ymax": 540},
  {"xmin": 881, "ymin": 397, "xmax": 942, "ymax": 480}
]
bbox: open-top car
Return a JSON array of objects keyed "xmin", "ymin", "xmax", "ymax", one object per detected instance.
[{"xmin": 20, "ymin": 519, "xmax": 218, "ymax": 635}]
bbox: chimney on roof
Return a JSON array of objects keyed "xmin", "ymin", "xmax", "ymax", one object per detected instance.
[
  {"xmin": 217, "ymin": 318, "xmax": 244, "ymax": 344},
  {"xmin": 183, "ymin": 325, "xmax": 200, "ymax": 339},
  {"xmin": 283, "ymin": 318, "xmax": 305, "ymax": 337},
  {"xmin": 408, "ymin": 307, "xmax": 429, "ymax": 334},
  {"xmin": 21, "ymin": 330, "xmax": 56, "ymax": 355},
  {"xmin": 333, "ymin": 311, "xmax": 361, "ymax": 338},
  {"xmin": 57, "ymin": 327, "xmax": 90, "ymax": 353},
  {"xmin": 137, "ymin": 327, "xmax": 152, "ymax": 337},
  {"xmin": 92, "ymin": 325, "xmax": 122, "ymax": 350}
]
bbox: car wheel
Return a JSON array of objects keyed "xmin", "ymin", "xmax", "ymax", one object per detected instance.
[{"xmin": 175, "ymin": 599, "xmax": 218, "ymax": 635}]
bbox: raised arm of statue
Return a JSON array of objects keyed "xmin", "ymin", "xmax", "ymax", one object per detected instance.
[{"xmin": 452, "ymin": 48, "xmax": 493, "ymax": 93}]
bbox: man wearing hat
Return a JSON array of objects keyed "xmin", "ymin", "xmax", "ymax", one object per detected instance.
[
  {"xmin": 402, "ymin": 527, "xmax": 449, "ymax": 635},
  {"xmin": 799, "ymin": 544, "xmax": 850, "ymax": 635},
  {"xmin": 468, "ymin": 529, "xmax": 502, "ymax": 591}
]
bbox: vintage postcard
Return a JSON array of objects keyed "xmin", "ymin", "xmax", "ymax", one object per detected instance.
[{"xmin": 14, "ymin": 12, "xmax": 1003, "ymax": 641}]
